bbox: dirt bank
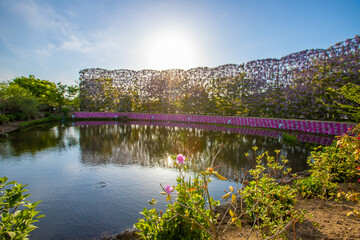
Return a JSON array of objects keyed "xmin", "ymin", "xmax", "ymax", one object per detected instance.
[{"xmin": 0, "ymin": 121, "xmax": 23, "ymax": 135}]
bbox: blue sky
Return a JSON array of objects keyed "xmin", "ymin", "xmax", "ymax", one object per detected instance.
[{"xmin": 0, "ymin": 0, "xmax": 359, "ymax": 85}]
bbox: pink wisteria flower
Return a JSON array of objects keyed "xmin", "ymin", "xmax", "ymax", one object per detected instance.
[
  {"xmin": 164, "ymin": 185, "xmax": 174, "ymax": 195},
  {"xmin": 177, "ymin": 154, "xmax": 185, "ymax": 164}
]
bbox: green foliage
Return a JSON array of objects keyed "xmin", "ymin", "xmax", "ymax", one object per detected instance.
[
  {"xmin": 11, "ymin": 76, "xmax": 80, "ymax": 112},
  {"xmin": 242, "ymin": 149, "xmax": 304, "ymax": 239},
  {"xmin": 309, "ymin": 144, "xmax": 358, "ymax": 182},
  {"xmin": 67, "ymin": 95, "xmax": 80, "ymax": 111},
  {"xmin": 295, "ymin": 124, "xmax": 360, "ymax": 199},
  {"xmin": 322, "ymin": 76, "xmax": 360, "ymax": 122},
  {"xmin": 0, "ymin": 115, "xmax": 10, "ymax": 125},
  {"xmin": 0, "ymin": 83, "xmax": 38, "ymax": 119},
  {"xmin": 294, "ymin": 175, "xmax": 337, "ymax": 199},
  {"xmin": 19, "ymin": 115, "xmax": 64, "ymax": 128},
  {"xmin": 79, "ymin": 116, "xmax": 128, "ymax": 122},
  {"xmin": 309, "ymin": 126, "xmax": 359, "ymax": 183},
  {"xmin": 17, "ymin": 98, "xmax": 38, "ymax": 119},
  {"xmin": 12, "ymin": 76, "xmax": 60, "ymax": 108},
  {"xmin": 6, "ymin": 115, "xmax": 15, "ymax": 122},
  {"xmin": 61, "ymin": 107, "xmax": 70, "ymax": 116},
  {"xmin": 12, "ymin": 113, "xmax": 26, "ymax": 121},
  {"xmin": 135, "ymin": 176, "xmax": 214, "ymax": 240},
  {"xmin": 0, "ymin": 176, "xmax": 44, "ymax": 240}
]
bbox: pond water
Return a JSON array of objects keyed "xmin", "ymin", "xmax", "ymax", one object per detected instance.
[{"xmin": 0, "ymin": 121, "xmax": 332, "ymax": 239}]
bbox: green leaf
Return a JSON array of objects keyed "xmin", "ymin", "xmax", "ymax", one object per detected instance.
[
  {"xmin": 6, "ymin": 231, "xmax": 16, "ymax": 238},
  {"xmin": 235, "ymin": 219, "xmax": 242, "ymax": 228}
]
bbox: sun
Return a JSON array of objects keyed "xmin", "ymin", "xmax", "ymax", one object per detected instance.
[{"xmin": 144, "ymin": 30, "xmax": 199, "ymax": 70}]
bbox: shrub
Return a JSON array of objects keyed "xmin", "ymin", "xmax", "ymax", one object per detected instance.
[
  {"xmin": 242, "ymin": 148, "xmax": 305, "ymax": 239},
  {"xmin": 5, "ymin": 115, "xmax": 15, "ymax": 122},
  {"xmin": 294, "ymin": 175, "xmax": 337, "ymax": 199},
  {"xmin": 135, "ymin": 176, "xmax": 214, "ymax": 240},
  {"xmin": 61, "ymin": 107, "xmax": 70, "ymax": 117},
  {"xmin": 0, "ymin": 176, "xmax": 44, "ymax": 239},
  {"xmin": 18, "ymin": 98, "xmax": 38, "ymax": 119},
  {"xmin": 13, "ymin": 113, "xmax": 26, "ymax": 121},
  {"xmin": 294, "ymin": 124, "xmax": 360, "ymax": 199},
  {"xmin": 0, "ymin": 115, "xmax": 10, "ymax": 125},
  {"xmin": 309, "ymin": 124, "xmax": 360, "ymax": 183}
]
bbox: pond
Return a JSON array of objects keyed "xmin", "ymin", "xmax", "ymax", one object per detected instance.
[{"xmin": 0, "ymin": 121, "xmax": 332, "ymax": 239}]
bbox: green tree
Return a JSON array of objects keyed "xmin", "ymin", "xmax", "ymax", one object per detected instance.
[
  {"xmin": 0, "ymin": 83, "xmax": 38, "ymax": 119},
  {"xmin": 12, "ymin": 75, "xmax": 60, "ymax": 110}
]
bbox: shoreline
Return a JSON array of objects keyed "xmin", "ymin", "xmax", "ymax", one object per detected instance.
[{"xmin": 0, "ymin": 120, "xmax": 23, "ymax": 135}]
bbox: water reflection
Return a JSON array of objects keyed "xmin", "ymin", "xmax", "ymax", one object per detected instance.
[
  {"xmin": 0, "ymin": 121, "xmax": 331, "ymax": 178},
  {"xmin": 76, "ymin": 121, "xmax": 319, "ymax": 177},
  {"xmin": 0, "ymin": 125, "xmax": 79, "ymax": 157}
]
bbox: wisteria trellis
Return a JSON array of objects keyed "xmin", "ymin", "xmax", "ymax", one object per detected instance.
[
  {"xmin": 79, "ymin": 35, "xmax": 360, "ymax": 120},
  {"xmin": 74, "ymin": 112, "xmax": 355, "ymax": 139}
]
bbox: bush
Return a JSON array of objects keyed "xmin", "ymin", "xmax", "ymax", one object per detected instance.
[
  {"xmin": 135, "ymin": 176, "xmax": 214, "ymax": 240},
  {"xmin": 294, "ymin": 175, "xmax": 337, "ymax": 199},
  {"xmin": 0, "ymin": 176, "xmax": 44, "ymax": 239},
  {"xmin": 61, "ymin": 107, "xmax": 70, "ymax": 116},
  {"xmin": 309, "ymin": 144, "xmax": 358, "ymax": 182},
  {"xmin": 309, "ymin": 124, "xmax": 360, "ymax": 183},
  {"xmin": 242, "ymin": 148, "xmax": 305, "ymax": 239},
  {"xmin": 294, "ymin": 124, "xmax": 360, "ymax": 199},
  {"xmin": 13, "ymin": 113, "xmax": 26, "ymax": 121},
  {"xmin": 5, "ymin": 115, "xmax": 15, "ymax": 122},
  {"xmin": 18, "ymin": 98, "xmax": 38, "ymax": 119},
  {"xmin": 0, "ymin": 115, "xmax": 10, "ymax": 125},
  {"xmin": 0, "ymin": 84, "xmax": 39, "ymax": 118}
]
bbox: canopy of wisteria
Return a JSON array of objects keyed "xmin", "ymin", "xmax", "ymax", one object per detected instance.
[{"xmin": 79, "ymin": 35, "xmax": 360, "ymax": 121}]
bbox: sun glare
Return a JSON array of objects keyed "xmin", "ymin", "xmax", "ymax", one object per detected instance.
[{"xmin": 144, "ymin": 30, "xmax": 199, "ymax": 70}]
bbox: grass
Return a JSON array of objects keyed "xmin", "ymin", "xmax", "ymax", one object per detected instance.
[{"xmin": 19, "ymin": 115, "xmax": 66, "ymax": 128}]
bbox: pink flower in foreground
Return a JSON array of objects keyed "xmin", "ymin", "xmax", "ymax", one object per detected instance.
[
  {"xmin": 164, "ymin": 185, "xmax": 174, "ymax": 195},
  {"xmin": 177, "ymin": 154, "xmax": 185, "ymax": 164}
]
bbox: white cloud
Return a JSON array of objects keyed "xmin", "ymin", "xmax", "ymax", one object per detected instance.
[
  {"xmin": 34, "ymin": 44, "xmax": 56, "ymax": 57},
  {"xmin": 60, "ymin": 36, "xmax": 91, "ymax": 53},
  {"xmin": 3, "ymin": 0, "xmax": 92, "ymax": 56}
]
